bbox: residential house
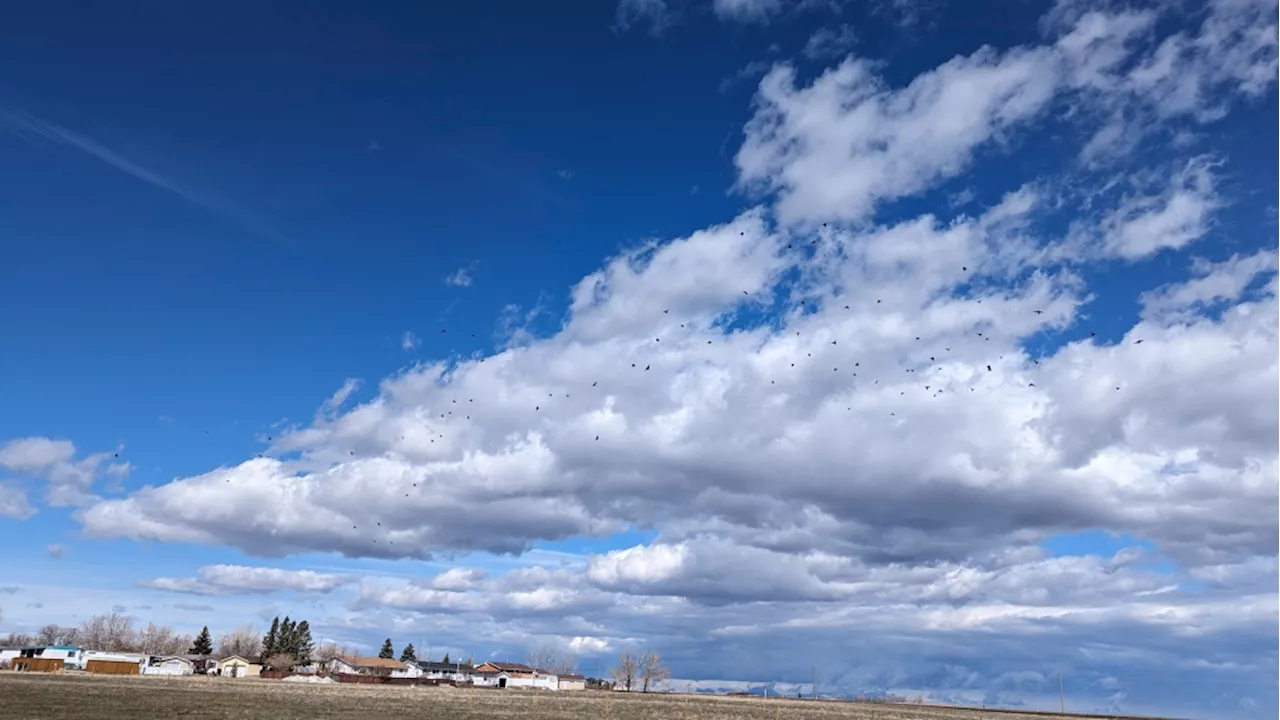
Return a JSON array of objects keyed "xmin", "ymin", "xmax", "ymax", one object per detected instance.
[
  {"xmin": 326, "ymin": 655, "xmax": 408, "ymax": 677},
  {"xmin": 84, "ymin": 650, "xmax": 148, "ymax": 674},
  {"xmin": 216, "ymin": 655, "xmax": 263, "ymax": 678},
  {"xmin": 474, "ymin": 661, "xmax": 559, "ymax": 690},
  {"xmin": 415, "ymin": 660, "xmax": 475, "ymax": 682},
  {"xmin": 558, "ymin": 673, "xmax": 587, "ymax": 691},
  {"xmin": 143, "ymin": 656, "xmax": 195, "ymax": 676},
  {"xmin": 0, "ymin": 645, "xmax": 85, "ymax": 670}
]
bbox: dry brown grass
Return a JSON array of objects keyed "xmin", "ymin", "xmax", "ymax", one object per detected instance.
[{"xmin": 0, "ymin": 672, "xmax": 1134, "ymax": 720}]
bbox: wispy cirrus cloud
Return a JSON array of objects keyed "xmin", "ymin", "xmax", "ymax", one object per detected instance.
[{"xmin": 0, "ymin": 110, "xmax": 293, "ymax": 247}]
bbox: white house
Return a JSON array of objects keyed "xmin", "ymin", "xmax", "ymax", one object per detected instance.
[
  {"xmin": 327, "ymin": 655, "xmax": 407, "ymax": 677},
  {"xmin": 415, "ymin": 660, "xmax": 474, "ymax": 682},
  {"xmin": 473, "ymin": 662, "xmax": 558, "ymax": 690},
  {"xmin": 84, "ymin": 650, "xmax": 148, "ymax": 667},
  {"xmin": 143, "ymin": 656, "xmax": 195, "ymax": 676},
  {"xmin": 0, "ymin": 646, "xmax": 85, "ymax": 669}
]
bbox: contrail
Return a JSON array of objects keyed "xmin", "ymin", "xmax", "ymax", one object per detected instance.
[{"xmin": 0, "ymin": 109, "xmax": 295, "ymax": 247}]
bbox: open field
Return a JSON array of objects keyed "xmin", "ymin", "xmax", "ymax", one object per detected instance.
[{"xmin": 0, "ymin": 673, "xmax": 1154, "ymax": 720}]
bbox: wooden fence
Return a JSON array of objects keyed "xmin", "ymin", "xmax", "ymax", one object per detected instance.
[
  {"xmin": 11, "ymin": 657, "xmax": 64, "ymax": 673},
  {"xmin": 86, "ymin": 659, "xmax": 141, "ymax": 675}
]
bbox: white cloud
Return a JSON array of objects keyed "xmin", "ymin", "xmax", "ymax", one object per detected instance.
[
  {"xmin": 445, "ymin": 265, "xmax": 475, "ymax": 288},
  {"xmin": 46, "ymin": 544, "xmax": 68, "ymax": 559},
  {"xmin": 1140, "ymin": 249, "xmax": 1279, "ymax": 321},
  {"xmin": 712, "ymin": 0, "xmax": 783, "ymax": 24},
  {"xmin": 0, "ymin": 483, "xmax": 34, "ymax": 520},
  {"xmin": 736, "ymin": 47, "xmax": 1060, "ymax": 225},
  {"xmin": 0, "ymin": 437, "xmax": 130, "ymax": 507},
  {"xmin": 802, "ymin": 24, "xmax": 858, "ymax": 60},
  {"xmin": 1099, "ymin": 157, "xmax": 1220, "ymax": 260},
  {"xmin": 139, "ymin": 564, "xmax": 353, "ymax": 596},
  {"xmin": 614, "ymin": 0, "xmax": 672, "ymax": 36},
  {"xmin": 401, "ymin": 330, "xmax": 421, "ymax": 352}
]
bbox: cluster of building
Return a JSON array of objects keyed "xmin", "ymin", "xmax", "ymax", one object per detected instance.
[
  {"xmin": 0, "ymin": 644, "xmax": 224, "ymax": 676},
  {"xmin": 1, "ymin": 644, "xmax": 589, "ymax": 691},
  {"xmin": 326, "ymin": 657, "xmax": 588, "ymax": 691}
]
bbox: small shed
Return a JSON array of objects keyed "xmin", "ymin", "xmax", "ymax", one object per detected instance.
[
  {"xmin": 558, "ymin": 673, "xmax": 587, "ymax": 691},
  {"xmin": 328, "ymin": 655, "xmax": 407, "ymax": 677}
]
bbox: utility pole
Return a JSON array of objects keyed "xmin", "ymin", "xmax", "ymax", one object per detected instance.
[
  {"xmin": 812, "ymin": 664, "xmax": 817, "ymax": 700},
  {"xmin": 1058, "ymin": 672, "xmax": 1065, "ymax": 713}
]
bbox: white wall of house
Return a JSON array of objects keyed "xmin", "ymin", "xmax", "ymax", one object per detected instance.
[
  {"xmin": 84, "ymin": 650, "xmax": 147, "ymax": 666},
  {"xmin": 391, "ymin": 664, "xmax": 423, "ymax": 679},
  {"xmin": 473, "ymin": 672, "xmax": 503, "ymax": 687},
  {"xmin": 559, "ymin": 677, "xmax": 586, "ymax": 691},
  {"xmin": 143, "ymin": 658, "xmax": 194, "ymax": 676},
  {"xmin": 40, "ymin": 648, "xmax": 85, "ymax": 669},
  {"xmin": 0, "ymin": 649, "xmax": 23, "ymax": 664}
]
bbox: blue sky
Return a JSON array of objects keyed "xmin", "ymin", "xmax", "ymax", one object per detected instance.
[{"xmin": 0, "ymin": 1, "xmax": 1276, "ymax": 718}]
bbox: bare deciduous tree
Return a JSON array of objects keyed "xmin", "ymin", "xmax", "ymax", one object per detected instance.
[
  {"xmin": 610, "ymin": 649, "xmax": 639, "ymax": 692},
  {"xmin": 36, "ymin": 624, "xmax": 78, "ymax": 646},
  {"xmin": 215, "ymin": 624, "xmax": 262, "ymax": 660},
  {"xmin": 78, "ymin": 611, "xmax": 137, "ymax": 651},
  {"xmin": 527, "ymin": 645, "xmax": 578, "ymax": 675},
  {"xmin": 264, "ymin": 652, "xmax": 296, "ymax": 671},
  {"xmin": 2, "ymin": 631, "xmax": 35, "ymax": 647},
  {"xmin": 640, "ymin": 649, "xmax": 670, "ymax": 692},
  {"xmin": 136, "ymin": 622, "xmax": 190, "ymax": 656},
  {"xmin": 313, "ymin": 641, "xmax": 347, "ymax": 664}
]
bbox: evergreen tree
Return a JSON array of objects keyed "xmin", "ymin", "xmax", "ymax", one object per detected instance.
[
  {"xmin": 261, "ymin": 617, "xmax": 280, "ymax": 661},
  {"xmin": 378, "ymin": 638, "xmax": 395, "ymax": 659},
  {"xmin": 278, "ymin": 616, "xmax": 295, "ymax": 658},
  {"xmin": 293, "ymin": 621, "xmax": 314, "ymax": 666},
  {"xmin": 189, "ymin": 626, "xmax": 214, "ymax": 656},
  {"xmin": 399, "ymin": 643, "xmax": 416, "ymax": 663},
  {"xmin": 441, "ymin": 652, "xmax": 450, "ymax": 664}
]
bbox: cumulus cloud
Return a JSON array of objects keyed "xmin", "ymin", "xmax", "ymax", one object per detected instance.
[
  {"xmin": 0, "ymin": 483, "xmax": 34, "ymax": 519},
  {"xmin": 736, "ymin": 47, "xmax": 1060, "ymax": 225},
  {"xmin": 401, "ymin": 330, "xmax": 420, "ymax": 351},
  {"xmin": 0, "ymin": 436, "xmax": 131, "ymax": 507},
  {"xmin": 138, "ymin": 564, "xmax": 353, "ymax": 596}
]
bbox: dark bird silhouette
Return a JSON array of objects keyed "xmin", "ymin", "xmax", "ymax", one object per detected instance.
[
  {"xmin": 1033, "ymin": 310, "xmax": 1044, "ymax": 315},
  {"xmin": 1029, "ymin": 383, "xmax": 1036, "ymax": 387},
  {"xmin": 592, "ymin": 381, "xmax": 598, "ymax": 386},
  {"xmin": 1134, "ymin": 339, "xmax": 1144, "ymax": 344},
  {"xmin": 1090, "ymin": 331, "xmax": 1097, "ymax": 337},
  {"xmin": 663, "ymin": 309, "xmax": 669, "ymax": 314},
  {"xmin": 644, "ymin": 365, "xmax": 650, "ymax": 371},
  {"xmin": 595, "ymin": 435, "xmax": 599, "ymax": 441},
  {"xmin": 987, "ymin": 365, "xmax": 992, "ymax": 371}
]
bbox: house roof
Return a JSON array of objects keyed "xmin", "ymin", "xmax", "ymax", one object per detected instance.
[
  {"xmin": 560, "ymin": 674, "xmax": 586, "ymax": 680},
  {"xmin": 217, "ymin": 655, "xmax": 255, "ymax": 665},
  {"xmin": 416, "ymin": 660, "xmax": 475, "ymax": 672},
  {"xmin": 479, "ymin": 661, "xmax": 536, "ymax": 673},
  {"xmin": 336, "ymin": 655, "xmax": 407, "ymax": 670}
]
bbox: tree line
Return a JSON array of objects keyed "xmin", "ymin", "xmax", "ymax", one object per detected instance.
[
  {"xmin": 0, "ymin": 611, "xmax": 319, "ymax": 668},
  {"xmin": 3, "ymin": 610, "xmax": 671, "ymax": 687}
]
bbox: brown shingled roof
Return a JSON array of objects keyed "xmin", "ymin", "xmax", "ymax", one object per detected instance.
[{"xmin": 337, "ymin": 655, "xmax": 407, "ymax": 670}]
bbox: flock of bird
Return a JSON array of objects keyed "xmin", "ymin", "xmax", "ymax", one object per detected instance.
[{"xmin": 186, "ymin": 269, "xmax": 1142, "ymax": 547}]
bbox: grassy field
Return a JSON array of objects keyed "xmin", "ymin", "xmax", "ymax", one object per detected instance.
[{"xmin": 0, "ymin": 673, "xmax": 1140, "ymax": 720}]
